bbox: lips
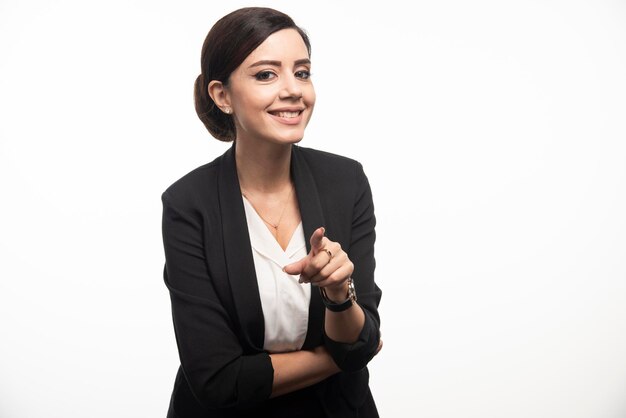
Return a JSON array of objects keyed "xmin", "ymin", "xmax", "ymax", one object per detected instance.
[
  {"xmin": 271, "ymin": 110, "xmax": 301, "ymax": 118},
  {"xmin": 268, "ymin": 109, "xmax": 304, "ymax": 118},
  {"xmin": 268, "ymin": 108, "xmax": 305, "ymax": 125}
]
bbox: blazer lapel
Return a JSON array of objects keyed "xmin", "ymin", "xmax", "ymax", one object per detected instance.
[
  {"xmin": 217, "ymin": 144, "xmax": 326, "ymax": 352},
  {"xmin": 218, "ymin": 144, "xmax": 265, "ymax": 351},
  {"xmin": 291, "ymin": 146, "xmax": 326, "ymax": 349}
]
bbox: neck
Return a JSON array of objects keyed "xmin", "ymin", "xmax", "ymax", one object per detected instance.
[{"xmin": 235, "ymin": 139, "xmax": 293, "ymax": 193}]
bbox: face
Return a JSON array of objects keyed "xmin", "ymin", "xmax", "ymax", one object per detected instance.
[{"xmin": 217, "ymin": 28, "xmax": 316, "ymax": 145}]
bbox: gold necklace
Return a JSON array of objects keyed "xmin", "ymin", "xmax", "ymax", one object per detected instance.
[{"xmin": 241, "ymin": 184, "xmax": 294, "ymax": 234}]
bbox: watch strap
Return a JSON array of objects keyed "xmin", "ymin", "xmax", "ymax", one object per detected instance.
[{"xmin": 319, "ymin": 277, "xmax": 357, "ymax": 312}]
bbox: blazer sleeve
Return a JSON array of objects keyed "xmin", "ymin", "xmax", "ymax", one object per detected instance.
[
  {"xmin": 323, "ymin": 162, "xmax": 382, "ymax": 372},
  {"xmin": 161, "ymin": 190, "xmax": 274, "ymax": 410}
]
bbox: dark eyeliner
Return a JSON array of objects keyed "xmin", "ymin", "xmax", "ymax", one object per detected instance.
[
  {"xmin": 254, "ymin": 70, "xmax": 275, "ymax": 81},
  {"xmin": 296, "ymin": 70, "xmax": 312, "ymax": 79}
]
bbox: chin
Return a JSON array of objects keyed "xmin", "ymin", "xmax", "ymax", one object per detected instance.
[
  {"xmin": 270, "ymin": 129, "xmax": 307, "ymax": 145},
  {"xmin": 272, "ymin": 136, "xmax": 304, "ymax": 146}
]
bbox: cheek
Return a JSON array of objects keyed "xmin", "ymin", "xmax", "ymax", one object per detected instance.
[
  {"xmin": 305, "ymin": 86, "xmax": 316, "ymax": 107},
  {"xmin": 238, "ymin": 91, "xmax": 275, "ymax": 113},
  {"xmin": 233, "ymin": 94, "xmax": 273, "ymax": 130}
]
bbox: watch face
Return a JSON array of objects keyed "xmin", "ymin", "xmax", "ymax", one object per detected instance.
[{"xmin": 319, "ymin": 279, "xmax": 358, "ymax": 312}]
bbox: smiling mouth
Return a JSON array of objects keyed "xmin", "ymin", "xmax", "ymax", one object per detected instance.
[{"xmin": 268, "ymin": 110, "xmax": 303, "ymax": 118}]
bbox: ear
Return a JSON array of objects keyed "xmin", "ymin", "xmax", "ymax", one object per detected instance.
[{"xmin": 208, "ymin": 80, "xmax": 231, "ymax": 112}]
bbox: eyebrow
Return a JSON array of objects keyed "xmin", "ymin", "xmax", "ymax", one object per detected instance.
[{"xmin": 248, "ymin": 58, "xmax": 311, "ymax": 68}]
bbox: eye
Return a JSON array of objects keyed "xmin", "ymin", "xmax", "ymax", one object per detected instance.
[
  {"xmin": 255, "ymin": 70, "xmax": 276, "ymax": 81},
  {"xmin": 295, "ymin": 70, "xmax": 311, "ymax": 80}
]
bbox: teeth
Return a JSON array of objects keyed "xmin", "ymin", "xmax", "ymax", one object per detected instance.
[{"xmin": 275, "ymin": 111, "xmax": 300, "ymax": 118}]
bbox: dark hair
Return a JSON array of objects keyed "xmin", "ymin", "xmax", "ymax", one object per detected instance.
[{"xmin": 194, "ymin": 7, "xmax": 311, "ymax": 142}]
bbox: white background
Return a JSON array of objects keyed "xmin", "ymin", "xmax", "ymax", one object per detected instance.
[{"xmin": 1, "ymin": 0, "xmax": 625, "ymax": 417}]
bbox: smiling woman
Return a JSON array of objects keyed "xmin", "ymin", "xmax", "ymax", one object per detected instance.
[
  {"xmin": 208, "ymin": 29, "xmax": 316, "ymax": 147},
  {"xmin": 161, "ymin": 7, "xmax": 382, "ymax": 418}
]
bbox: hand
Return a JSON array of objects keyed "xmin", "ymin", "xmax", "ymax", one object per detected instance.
[{"xmin": 283, "ymin": 227, "xmax": 354, "ymax": 297}]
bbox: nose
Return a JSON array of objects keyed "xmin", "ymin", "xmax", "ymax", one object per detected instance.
[{"xmin": 279, "ymin": 73, "xmax": 303, "ymax": 100}]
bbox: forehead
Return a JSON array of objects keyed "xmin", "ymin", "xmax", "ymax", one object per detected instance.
[{"xmin": 242, "ymin": 28, "xmax": 310, "ymax": 64}]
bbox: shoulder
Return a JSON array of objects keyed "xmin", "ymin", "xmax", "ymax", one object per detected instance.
[
  {"xmin": 294, "ymin": 145, "xmax": 367, "ymax": 185},
  {"xmin": 161, "ymin": 153, "xmax": 223, "ymax": 210},
  {"xmin": 294, "ymin": 145, "xmax": 361, "ymax": 169}
]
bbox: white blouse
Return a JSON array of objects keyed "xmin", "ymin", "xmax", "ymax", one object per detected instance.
[{"xmin": 242, "ymin": 196, "xmax": 311, "ymax": 353}]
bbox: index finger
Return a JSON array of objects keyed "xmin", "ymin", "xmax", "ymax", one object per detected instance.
[{"xmin": 310, "ymin": 227, "xmax": 326, "ymax": 254}]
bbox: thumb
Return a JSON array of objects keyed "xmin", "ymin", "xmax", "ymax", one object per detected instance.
[{"xmin": 282, "ymin": 257, "xmax": 307, "ymax": 275}]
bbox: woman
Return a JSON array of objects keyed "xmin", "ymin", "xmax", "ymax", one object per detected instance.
[{"xmin": 161, "ymin": 7, "xmax": 382, "ymax": 417}]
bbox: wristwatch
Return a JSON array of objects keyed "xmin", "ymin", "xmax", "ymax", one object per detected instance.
[{"xmin": 319, "ymin": 277, "xmax": 357, "ymax": 312}]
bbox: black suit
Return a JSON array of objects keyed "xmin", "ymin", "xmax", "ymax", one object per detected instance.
[{"xmin": 161, "ymin": 143, "xmax": 382, "ymax": 417}]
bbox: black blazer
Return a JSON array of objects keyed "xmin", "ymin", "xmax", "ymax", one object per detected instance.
[{"xmin": 161, "ymin": 144, "xmax": 382, "ymax": 418}]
